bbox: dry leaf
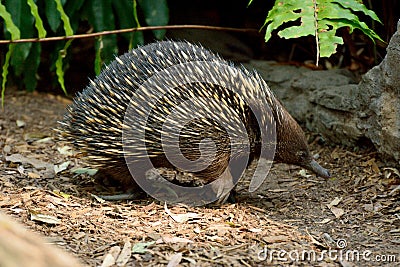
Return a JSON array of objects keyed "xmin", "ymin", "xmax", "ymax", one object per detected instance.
[
  {"xmin": 16, "ymin": 120, "xmax": 25, "ymax": 128},
  {"xmin": 365, "ymin": 159, "xmax": 381, "ymax": 174},
  {"xmin": 364, "ymin": 204, "xmax": 374, "ymax": 212},
  {"xmin": 90, "ymin": 194, "xmax": 106, "ymax": 203},
  {"xmin": 100, "ymin": 254, "xmax": 116, "ymax": 267},
  {"xmin": 34, "ymin": 137, "xmax": 53, "ymax": 143},
  {"xmin": 52, "ymin": 190, "xmax": 72, "ymax": 199},
  {"xmin": 23, "ymin": 132, "xmax": 49, "ymax": 142},
  {"xmin": 70, "ymin": 167, "xmax": 98, "ymax": 176},
  {"xmin": 27, "ymin": 172, "xmax": 40, "ymax": 179},
  {"xmin": 249, "ymin": 228, "xmax": 262, "ymax": 233},
  {"xmin": 167, "ymin": 253, "xmax": 182, "ymax": 267},
  {"xmin": 108, "ymin": 246, "xmax": 121, "ymax": 260},
  {"xmin": 329, "ymin": 206, "xmax": 345, "ymax": 218},
  {"xmin": 298, "ymin": 169, "xmax": 312, "ymax": 178},
  {"xmin": 54, "ymin": 161, "xmax": 71, "ymax": 174},
  {"xmin": 6, "ymin": 154, "xmax": 53, "ymax": 170},
  {"xmin": 316, "ymin": 218, "xmax": 331, "ymax": 224},
  {"xmin": 263, "ymin": 235, "xmax": 289, "ymax": 243},
  {"xmin": 327, "ymin": 197, "xmax": 342, "ymax": 208},
  {"xmin": 57, "ymin": 146, "xmax": 74, "ymax": 156},
  {"xmin": 73, "ymin": 232, "xmax": 86, "ymax": 240},
  {"xmin": 132, "ymin": 241, "xmax": 155, "ymax": 254},
  {"xmin": 158, "ymin": 236, "xmax": 193, "ymax": 244},
  {"xmin": 30, "ymin": 212, "xmax": 61, "ymax": 225},
  {"xmin": 267, "ymin": 189, "xmax": 288, "ymax": 193},
  {"xmin": 164, "ymin": 203, "xmax": 200, "ymax": 223},
  {"xmin": 116, "ymin": 240, "xmax": 132, "ymax": 266}
]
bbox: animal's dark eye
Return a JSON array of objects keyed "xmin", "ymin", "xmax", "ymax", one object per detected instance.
[{"xmin": 298, "ymin": 151, "xmax": 307, "ymax": 159}]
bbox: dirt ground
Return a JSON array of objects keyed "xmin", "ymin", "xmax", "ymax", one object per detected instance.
[{"xmin": 0, "ymin": 91, "xmax": 399, "ymax": 266}]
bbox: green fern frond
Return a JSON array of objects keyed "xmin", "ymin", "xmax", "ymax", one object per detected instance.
[{"xmin": 251, "ymin": 0, "xmax": 383, "ymax": 64}]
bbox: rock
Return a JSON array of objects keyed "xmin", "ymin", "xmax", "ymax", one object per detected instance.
[
  {"xmin": 291, "ymin": 69, "xmax": 357, "ymax": 92},
  {"xmin": 311, "ymin": 84, "xmax": 364, "ymax": 145},
  {"xmin": 245, "ymin": 19, "xmax": 400, "ymax": 165},
  {"xmin": 357, "ymin": 20, "xmax": 400, "ymax": 162}
]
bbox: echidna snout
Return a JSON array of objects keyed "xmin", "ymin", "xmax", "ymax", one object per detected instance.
[{"xmin": 273, "ymin": 108, "xmax": 331, "ymax": 178}]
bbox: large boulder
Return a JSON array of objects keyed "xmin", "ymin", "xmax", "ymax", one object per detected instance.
[
  {"xmin": 245, "ymin": 20, "xmax": 400, "ymax": 165},
  {"xmin": 356, "ymin": 20, "xmax": 400, "ymax": 162}
]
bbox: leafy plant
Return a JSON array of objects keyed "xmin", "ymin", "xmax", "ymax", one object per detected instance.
[
  {"xmin": 250, "ymin": 0, "xmax": 383, "ymax": 64},
  {"xmin": 0, "ymin": 0, "xmax": 169, "ymax": 103}
]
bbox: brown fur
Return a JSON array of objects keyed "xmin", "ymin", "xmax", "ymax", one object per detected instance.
[{"xmin": 274, "ymin": 108, "xmax": 313, "ymax": 168}]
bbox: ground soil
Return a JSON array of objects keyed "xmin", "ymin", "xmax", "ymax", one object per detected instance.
[{"xmin": 0, "ymin": 91, "xmax": 399, "ymax": 266}]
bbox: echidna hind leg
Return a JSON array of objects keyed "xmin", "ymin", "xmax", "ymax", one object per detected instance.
[
  {"xmin": 94, "ymin": 162, "xmax": 142, "ymax": 193},
  {"xmin": 211, "ymin": 167, "xmax": 234, "ymax": 205}
]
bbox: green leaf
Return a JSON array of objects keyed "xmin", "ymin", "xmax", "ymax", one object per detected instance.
[
  {"xmin": 262, "ymin": 0, "xmax": 308, "ymax": 42},
  {"xmin": 89, "ymin": 0, "xmax": 115, "ymax": 31},
  {"xmin": 332, "ymin": 0, "xmax": 381, "ymax": 23},
  {"xmin": 130, "ymin": 0, "xmax": 144, "ymax": 48},
  {"xmin": 45, "ymin": 0, "xmax": 61, "ymax": 32},
  {"xmin": 138, "ymin": 0, "xmax": 169, "ymax": 39},
  {"xmin": 1, "ymin": 44, "xmax": 15, "ymax": 107},
  {"xmin": 64, "ymin": 0, "xmax": 85, "ymax": 16},
  {"xmin": 0, "ymin": 2, "xmax": 20, "ymax": 40},
  {"xmin": 94, "ymin": 37, "xmax": 103, "ymax": 76},
  {"xmin": 318, "ymin": 22, "xmax": 344, "ymax": 57},
  {"xmin": 112, "ymin": 0, "xmax": 144, "ymax": 48},
  {"xmin": 56, "ymin": 40, "xmax": 73, "ymax": 95},
  {"xmin": 318, "ymin": 4, "xmax": 384, "ymax": 43},
  {"xmin": 112, "ymin": 0, "xmax": 144, "ymax": 47},
  {"xmin": 112, "ymin": 0, "xmax": 134, "ymax": 41},
  {"xmin": 259, "ymin": 0, "xmax": 383, "ymax": 60},
  {"xmin": 64, "ymin": 0, "xmax": 85, "ymax": 32},
  {"xmin": 4, "ymin": 0, "xmax": 34, "ymax": 38},
  {"xmin": 4, "ymin": 0, "xmax": 34, "ymax": 77},
  {"xmin": 27, "ymin": 0, "xmax": 47, "ymax": 38},
  {"xmin": 53, "ymin": 0, "xmax": 73, "ymax": 94},
  {"xmin": 12, "ymin": 43, "xmax": 33, "ymax": 76},
  {"xmin": 100, "ymin": 35, "xmax": 118, "ymax": 67},
  {"xmin": 23, "ymin": 42, "xmax": 42, "ymax": 92},
  {"xmin": 0, "ymin": 3, "xmax": 19, "ymax": 105},
  {"xmin": 54, "ymin": 0, "xmax": 73, "ymax": 36},
  {"xmin": 277, "ymin": 2, "xmax": 315, "ymax": 39},
  {"xmin": 133, "ymin": 0, "xmax": 141, "ymax": 27},
  {"xmin": 88, "ymin": 0, "xmax": 118, "ymax": 66},
  {"xmin": 130, "ymin": 31, "xmax": 145, "ymax": 50}
]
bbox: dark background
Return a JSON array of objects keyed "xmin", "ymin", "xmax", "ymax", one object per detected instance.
[{"xmin": 53, "ymin": 0, "xmax": 400, "ymax": 94}]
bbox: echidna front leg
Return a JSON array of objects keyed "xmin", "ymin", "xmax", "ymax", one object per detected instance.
[
  {"xmin": 93, "ymin": 161, "xmax": 146, "ymax": 200},
  {"xmin": 210, "ymin": 167, "xmax": 234, "ymax": 205}
]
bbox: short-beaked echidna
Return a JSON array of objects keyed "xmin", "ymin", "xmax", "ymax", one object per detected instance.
[{"xmin": 58, "ymin": 41, "xmax": 330, "ymax": 204}]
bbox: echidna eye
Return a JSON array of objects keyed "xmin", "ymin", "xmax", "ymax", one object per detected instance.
[{"xmin": 297, "ymin": 151, "xmax": 307, "ymax": 159}]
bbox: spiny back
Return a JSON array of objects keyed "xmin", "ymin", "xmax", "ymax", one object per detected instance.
[{"xmin": 58, "ymin": 41, "xmax": 283, "ymax": 168}]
